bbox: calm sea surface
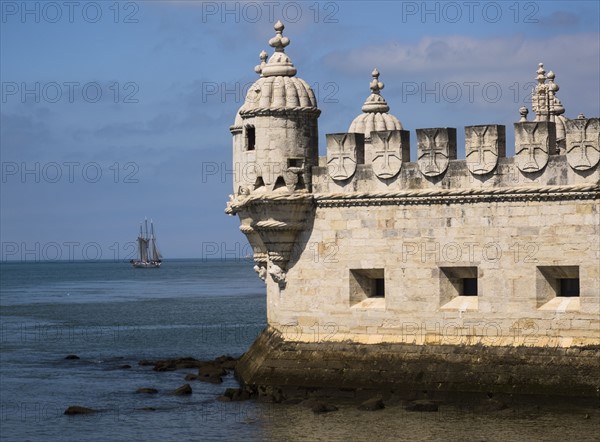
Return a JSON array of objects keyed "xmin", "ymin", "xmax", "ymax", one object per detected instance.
[{"xmin": 0, "ymin": 260, "xmax": 598, "ymax": 442}]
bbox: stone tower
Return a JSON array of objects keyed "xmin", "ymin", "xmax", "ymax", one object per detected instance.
[
  {"xmin": 228, "ymin": 23, "xmax": 600, "ymax": 399},
  {"xmin": 227, "ymin": 21, "xmax": 320, "ymax": 285},
  {"xmin": 230, "ymin": 20, "xmax": 320, "ymax": 197}
]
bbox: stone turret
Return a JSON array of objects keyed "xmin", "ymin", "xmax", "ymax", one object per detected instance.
[
  {"xmin": 230, "ymin": 21, "xmax": 320, "ymax": 197},
  {"xmin": 227, "ymin": 21, "xmax": 319, "ymax": 286}
]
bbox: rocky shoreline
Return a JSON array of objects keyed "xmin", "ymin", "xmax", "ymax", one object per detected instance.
[{"xmin": 61, "ymin": 352, "xmax": 599, "ymax": 418}]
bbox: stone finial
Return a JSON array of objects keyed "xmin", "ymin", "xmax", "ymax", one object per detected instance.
[
  {"xmin": 531, "ymin": 62, "xmax": 565, "ymax": 121},
  {"xmin": 361, "ymin": 69, "xmax": 390, "ymax": 113},
  {"xmin": 369, "ymin": 69, "xmax": 384, "ymax": 94},
  {"xmin": 536, "ymin": 63, "xmax": 546, "ymax": 85},
  {"xmin": 269, "ymin": 20, "xmax": 290, "ymax": 52},
  {"xmin": 519, "ymin": 107, "xmax": 529, "ymax": 122},
  {"xmin": 259, "ymin": 21, "xmax": 297, "ymax": 77},
  {"xmin": 254, "ymin": 50, "xmax": 269, "ymax": 75},
  {"xmin": 577, "ymin": 113, "xmax": 586, "ymax": 119}
]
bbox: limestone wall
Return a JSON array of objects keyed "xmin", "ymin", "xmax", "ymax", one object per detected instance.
[{"xmin": 264, "ymin": 155, "xmax": 599, "ymax": 348}]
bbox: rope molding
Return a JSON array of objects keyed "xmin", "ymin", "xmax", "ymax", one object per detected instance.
[
  {"xmin": 315, "ymin": 183, "xmax": 599, "ymax": 200},
  {"xmin": 254, "ymin": 220, "xmax": 305, "ymax": 230},
  {"xmin": 227, "ymin": 184, "xmax": 599, "ymax": 212},
  {"xmin": 239, "ymin": 106, "xmax": 321, "ymax": 118}
]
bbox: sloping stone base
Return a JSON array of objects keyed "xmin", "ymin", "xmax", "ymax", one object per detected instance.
[{"xmin": 236, "ymin": 327, "xmax": 600, "ymax": 398}]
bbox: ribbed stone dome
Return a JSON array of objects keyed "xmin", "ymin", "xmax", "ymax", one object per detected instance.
[
  {"xmin": 235, "ymin": 21, "xmax": 319, "ymax": 119},
  {"xmin": 239, "ymin": 76, "xmax": 317, "ymax": 116},
  {"xmin": 349, "ymin": 112, "xmax": 403, "ymax": 137},
  {"xmin": 348, "ymin": 69, "xmax": 403, "ymax": 138}
]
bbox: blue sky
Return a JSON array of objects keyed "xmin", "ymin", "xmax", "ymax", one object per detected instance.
[{"xmin": 1, "ymin": 1, "xmax": 599, "ymax": 260}]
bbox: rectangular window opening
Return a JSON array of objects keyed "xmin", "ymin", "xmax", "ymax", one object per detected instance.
[
  {"xmin": 439, "ymin": 266, "xmax": 479, "ymax": 311},
  {"xmin": 373, "ymin": 278, "xmax": 385, "ymax": 298},
  {"xmin": 559, "ymin": 278, "xmax": 580, "ymax": 297},
  {"xmin": 462, "ymin": 278, "xmax": 478, "ymax": 296},
  {"xmin": 536, "ymin": 266, "xmax": 580, "ymax": 311},
  {"xmin": 349, "ymin": 268, "xmax": 385, "ymax": 308},
  {"xmin": 287, "ymin": 158, "xmax": 304, "ymax": 168},
  {"xmin": 246, "ymin": 127, "xmax": 255, "ymax": 151}
]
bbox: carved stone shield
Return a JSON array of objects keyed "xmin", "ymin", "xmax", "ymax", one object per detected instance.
[
  {"xmin": 370, "ymin": 130, "xmax": 410, "ymax": 179},
  {"xmin": 565, "ymin": 118, "xmax": 600, "ymax": 171},
  {"xmin": 514, "ymin": 122, "xmax": 556, "ymax": 173},
  {"xmin": 326, "ymin": 133, "xmax": 365, "ymax": 180},
  {"xmin": 465, "ymin": 125, "xmax": 506, "ymax": 175},
  {"xmin": 417, "ymin": 128, "xmax": 457, "ymax": 177}
]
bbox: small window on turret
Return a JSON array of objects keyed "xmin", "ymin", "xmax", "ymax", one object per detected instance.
[
  {"xmin": 287, "ymin": 158, "xmax": 303, "ymax": 168},
  {"xmin": 246, "ymin": 126, "xmax": 255, "ymax": 151}
]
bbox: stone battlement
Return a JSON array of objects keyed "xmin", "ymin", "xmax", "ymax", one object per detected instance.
[{"xmin": 315, "ymin": 118, "xmax": 599, "ymax": 195}]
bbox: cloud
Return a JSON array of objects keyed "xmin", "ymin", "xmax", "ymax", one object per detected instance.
[{"xmin": 324, "ymin": 33, "xmax": 599, "ymax": 77}]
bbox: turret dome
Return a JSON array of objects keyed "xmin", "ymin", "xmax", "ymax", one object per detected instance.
[
  {"xmin": 237, "ymin": 21, "xmax": 319, "ymax": 118},
  {"xmin": 348, "ymin": 69, "xmax": 403, "ymax": 138}
]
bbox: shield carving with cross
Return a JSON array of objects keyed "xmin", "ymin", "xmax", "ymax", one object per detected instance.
[
  {"xmin": 514, "ymin": 122, "xmax": 556, "ymax": 173},
  {"xmin": 565, "ymin": 118, "xmax": 600, "ymax": 171},
  {"xmin": 326, "ymin": 133, "xmax": 365, "ymax": 181},
  {"xmin": 370, "ymin": 130, "xmax": 410, "ymax": 179},
  {"xmin": 465, "ymin": 125, "xmax": 506, "ymax": 175},
  {"xmin": 417, "ymin": 128, "xmax": 457, "ymax": 177}
]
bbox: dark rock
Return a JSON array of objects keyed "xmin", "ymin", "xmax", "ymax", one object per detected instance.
[
  {"xmin": 476, "ymin": 399, "xmax": 508, "ymax": 412},
  {"xmin": 217, "ymin": 395, "xmax": 232, "ymax": 402},
  {"xmin": 136, "ymin": 388, "xmax": 158, "ymax": 394},
  {"xmin": 215, "ymin": 355, "xmax": 238, "ymax": 370},
  {"xmin": 64, "ymin": 355, "xmax": 80, "ymax": 360},
  {"xmin": 139, "ymin": 355, "xmax": 241, "ymax": 373},
  {"xmin": 358, "ymin": 397, "xmax": 385, "ymax": 411},
  {"xmin": 311, "ymin": 402, "xmax": 339, "ymax": 414},
  {"xmin": 64, "ymin": 406, "xmax": 96, "ymax": 415},
  {"xmin": 141, "ymin": 407, "xmax": 156, "ymax": 411},
  {"xmin": 172, "ymin": 384, "xmax": 192, "ymax": 395},
  {"xmin": 118, "ymin": 364, "xmax": 132, "ymax": 369},
  {"xmin": 198, "ymin": 364, "xmax": 227, "ymax": 377},
  {"xmin": 223, "ymin": 387, "xmax": 252, "ymax": 401},
  {"xmin": 184, "ymin": 374, "xmax": 198, "ymax": 381},
  {"xmin": 196, "ymin": 372, "xmax": 223, "ymax": 384},
  {"xmin": 405, "ymin": 400, "xmax": 438, "ymax": 412}
]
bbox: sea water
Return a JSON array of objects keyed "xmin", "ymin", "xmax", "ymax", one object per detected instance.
[{"xmin": 0, "ymin": 260, "xmax": 598, "ymax": 442}]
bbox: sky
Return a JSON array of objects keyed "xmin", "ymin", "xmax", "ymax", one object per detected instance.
[{"xmin": 1, "ymin": 0, "xmax": 599, "ymax": 261}]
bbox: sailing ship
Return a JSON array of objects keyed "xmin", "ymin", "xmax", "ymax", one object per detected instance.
[{"xmin": 131, "ymin": 219, "xmax": 162, "ymax": 268}]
